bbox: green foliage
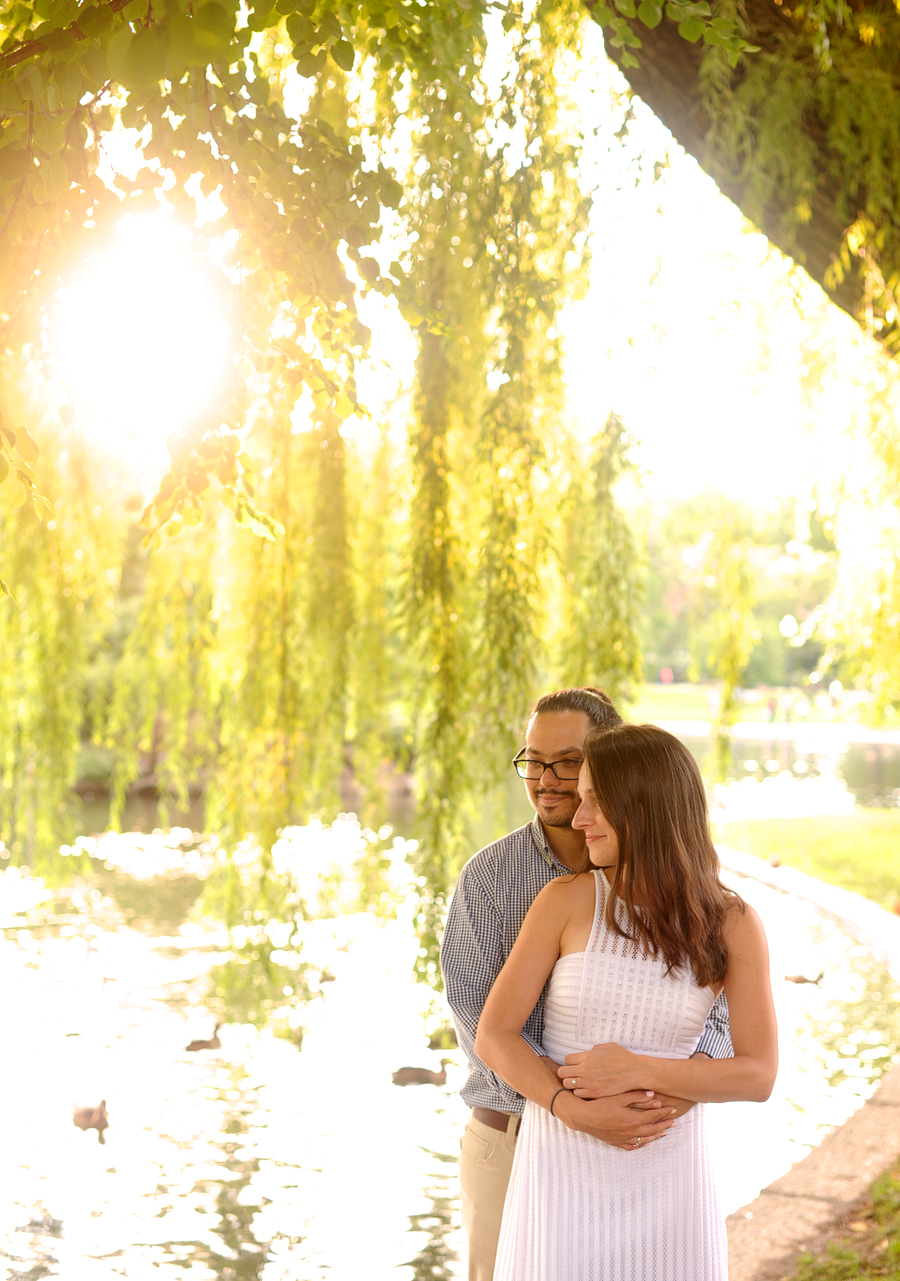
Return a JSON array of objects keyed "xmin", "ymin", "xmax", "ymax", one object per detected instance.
[
  {"xmin": 0, "ymin": 389, "xmax": 120, "ymax": 862},
  {"xmin": 391, "ymin": 0, "xmax": 600, "ymax": 978},
  {"xmin": 0, "ymin": 0, "xmax": 421, "ymax": 545},
  {"xmin": 0, "ymin": 415, "xmax": 53, "ymax": 575},
  {"xmin": 701, "ymin": 0, "xmax": 900, "ymax": 350},
  {"xmin": 817, "ymin": 375, "xmax": 900, "ymax": 722},
  {"xmin": 825, "ymin": 548, "xmax": 900, "ymax": 723},
  {"xmin": 558, "ymin": 413, "xmax": 643, "ymax": 706},
  {"xmin": 0, "ymin": 0, "xmax": 648, "ymax": 980},
  {"xmin": 689, "ymin": 519, "xmax": 757, "ymax": 775},
  {"xmin": 638, "ymin": 493, "xmax": 836, "ymax": 694},
  {"xmin": 103, "ymin": 526, "xmax": 217, "ymax": 827},
  {"xmin": 586, "ymin": 0, "xmax": 755, "ymax": 67}
]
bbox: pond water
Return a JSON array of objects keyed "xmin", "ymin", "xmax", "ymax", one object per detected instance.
[
  {"xmin": 2, "ymin": 820, "xmax": 899, "ymax": 1280},
  {"xmin": 693, "ymin": 733, "xmax": 900, "ymax": 811}
]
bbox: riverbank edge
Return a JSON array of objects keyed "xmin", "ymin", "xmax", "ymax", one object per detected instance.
[{"xmin": 717, "ymin": 844, "xmax": 900, "ymax": 1281}]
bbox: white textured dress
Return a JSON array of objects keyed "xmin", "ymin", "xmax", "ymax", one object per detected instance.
[{"xmin": 494, "ymin": 869, "xmax": 727, "ymax": 1281}]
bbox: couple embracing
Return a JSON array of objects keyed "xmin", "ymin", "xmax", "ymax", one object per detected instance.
[{"xmin": 441, "ymin": 686, "xmax": 777, "ymax": 1280}]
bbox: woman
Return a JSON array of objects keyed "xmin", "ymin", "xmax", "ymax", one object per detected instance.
[{"xmin": 475, "ymin": 723, "xmax": 777, "ymax": 1280}]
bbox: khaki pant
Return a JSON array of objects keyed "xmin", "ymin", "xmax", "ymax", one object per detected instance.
[{"xmin": 458, "ymin": 1113, "xmax": 519, "ymax": 1281}]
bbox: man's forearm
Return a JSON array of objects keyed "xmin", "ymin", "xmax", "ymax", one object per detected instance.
[{"xmin": 553, "ymin": 1089, "xmax": 678, "ymax": 1146}]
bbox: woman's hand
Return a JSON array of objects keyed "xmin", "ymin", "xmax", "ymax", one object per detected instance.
[{"xmin": 558, "ymin": 1043, "xmax": 646, "ymax": 1098}]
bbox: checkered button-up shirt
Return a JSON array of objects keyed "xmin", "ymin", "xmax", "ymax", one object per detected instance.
[{"xmin": 441, "ymin": 816, "xmax": 733, "ymax": 1113}]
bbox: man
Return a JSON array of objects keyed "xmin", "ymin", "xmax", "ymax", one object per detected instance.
[{"xmin": 441, "ymin": 686, "xmax": 732, "ymax": 1281}]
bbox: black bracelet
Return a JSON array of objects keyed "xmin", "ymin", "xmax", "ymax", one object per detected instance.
[{"xmin": 548, "ymin": 1087, "xmax": 566, "ymax": 1117}]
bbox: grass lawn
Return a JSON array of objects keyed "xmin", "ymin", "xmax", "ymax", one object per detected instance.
[
  {"xmin": 627, "ymin": 683, "xmax": 859, "ymax": 726},
  {"xmin": 789, "ymin": 1158, "xmax": 900, "ymax": 1279},
  {"xmin": 627, "ymin": 684, "xmax": 716, "ymax": 722},
  {"xmin": 714, "ymin": 811, "xmax": 900, "ymax": 910}
]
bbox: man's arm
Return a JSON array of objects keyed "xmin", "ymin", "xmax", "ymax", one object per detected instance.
[
  {"xmin": 442, "ymin": 859, "xmax": 550, "ymax": 1072},
  {"xmin": 538, "ymin": 1055, "xmax": 679, "ymax": 1149},
  {"xmin": 474, "ymin": 883, "xmax": 679, "ymax": 1150},
  {"xmin": 442, "ymin": 862, "xmax": 537, "ymax": 1069},
  {"xmin": 695, "ymin": 990, "xmax": 733, "ymax": 1059}
]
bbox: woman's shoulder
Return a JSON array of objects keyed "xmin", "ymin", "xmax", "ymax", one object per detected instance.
[
  {"xmin": 516, "ymin": 870, "xmax": 593, "ymax": 944},
  {"xmin": 723, "ymin": 896, "xmax": 767, "ymax": 948},
  {"xmin": 531, "ymin": 869, "xmax": 594, "ymax": 916}
]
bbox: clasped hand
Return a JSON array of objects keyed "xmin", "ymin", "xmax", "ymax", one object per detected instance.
[{"xmin": 558, "ymin": 1042, "xmax": 643, "ymax": 1098}]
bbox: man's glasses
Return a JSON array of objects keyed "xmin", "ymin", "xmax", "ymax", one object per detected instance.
[{"xmin": 511, "ymin": 751, "xmax": 583, "ymax": 781}]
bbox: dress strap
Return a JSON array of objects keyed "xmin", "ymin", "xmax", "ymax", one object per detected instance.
[
  {"xmin": 587, "ymin": 869, "xmax": 607, "ymax": 954},
  {"xmin": 574, "ymin": 872, "xmax": 609, "ymax": 1042}
]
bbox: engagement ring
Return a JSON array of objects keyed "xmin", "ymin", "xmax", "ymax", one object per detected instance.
[{"xmin": 632, "ymin": 1138, "xmax": 642, "ymax": 1148}]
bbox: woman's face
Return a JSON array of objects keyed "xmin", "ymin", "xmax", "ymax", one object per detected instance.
[{"xmin": 573, "ymin": 763, "xmax": 620, "ymax": 871}]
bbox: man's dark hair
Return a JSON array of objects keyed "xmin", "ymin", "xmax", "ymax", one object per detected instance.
[{"xmin": 529, "ymin": 686, "xmax": 622, "ymax": 730}]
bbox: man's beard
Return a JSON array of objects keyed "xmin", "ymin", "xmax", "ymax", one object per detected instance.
[{"xmin": 535, "ymin": 792, "xmax": 578, "ymax": 828}]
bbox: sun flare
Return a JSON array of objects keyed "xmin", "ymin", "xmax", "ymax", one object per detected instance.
[{"xmin": 52, "ymin": 214, "xmax": 231, "ymax": 473}]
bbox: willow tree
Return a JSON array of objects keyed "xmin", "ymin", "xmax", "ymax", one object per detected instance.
[
  {"xmin": 558, "ymin": 412, "xmax": 642, "ymax": 702},
  {"xmin": 1, "ymin": 0, "xmax": 695, "ymax": 976}
]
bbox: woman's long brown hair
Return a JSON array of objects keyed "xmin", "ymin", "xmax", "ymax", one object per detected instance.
[{"xmin": 581, "ymin": 723, "xmax": 741, "ymax": 988}]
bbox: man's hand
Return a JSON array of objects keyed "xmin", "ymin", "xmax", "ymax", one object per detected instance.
[{"xmin": 554, "ymin": 1090, "xmax": 678, "ymax": 1150}]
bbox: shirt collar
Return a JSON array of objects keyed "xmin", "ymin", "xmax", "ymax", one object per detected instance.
[{"xmin": 529, "ymin": 815, "xmax": 573, "ymax": 872}]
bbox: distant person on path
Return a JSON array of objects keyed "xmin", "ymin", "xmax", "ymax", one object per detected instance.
[
  {"xmin": 476, "ymin": 723, "xmax": 778, "ymax": 1280},
  {"xmin": 441, "ymin": 688, "xmax": 733, "ymax": 1281}
]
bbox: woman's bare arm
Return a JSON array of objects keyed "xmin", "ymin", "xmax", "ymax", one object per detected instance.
[
  {"xmin": 475, "ymin": 879, "xmax": 575, "ymax": 1110},
  {"xmin": 559, "ymin": 903, "xmax": 778, "ymax": 1103},
  {"xmin": 477, "ymin": 875, "xmax": 683, "ymax": 1148}
]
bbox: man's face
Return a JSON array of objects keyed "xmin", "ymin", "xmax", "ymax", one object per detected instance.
[{"xmin": 521, "ymin": 710, "xmax": 593, "ymax": 829}]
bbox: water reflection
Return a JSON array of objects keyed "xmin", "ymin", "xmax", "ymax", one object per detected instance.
[
  {"xmin": 802, "ymin": 950, "xmax": 900, "ymax": 1091},
  {"xmin": 689, "ymin": 736, "xmax": 900, "ymax": 808},
  {"xmin": 98, "ymin": 864, "xmax": 204, "ymax": 935},
  {"xmin": 206, "ymin": 938, "xmax": 314, "ymax": 1036},
  {"xmin": 403, "ymin": 1150, "xmax": 460, "ymax": 1281},
  {"xmin": 2, "ymin": 819, "xmax": 899, "ymax": 1278},
  {"xmin": 170, "ymin": 1084, "xmax": 268, "ymax": 1280},
  {"xmin": 0, "ymin": 836, "xmax": 467, "ymax": 1281},
  {"xmin": 9, "ymin": 1211, "xmax": 64, "ymax": 1280}
]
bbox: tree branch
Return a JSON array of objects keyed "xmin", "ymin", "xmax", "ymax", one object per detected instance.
[
  {"xmin": 0, "ymin": 0, "xmax": 132, "ymax": 73},
  {"xmin": 589, "ymin": 0, "xmax": 866, "ymax": 322}
]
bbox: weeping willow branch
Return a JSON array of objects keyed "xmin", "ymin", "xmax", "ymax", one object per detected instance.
[
  {"xmin": 559, "ymin": 414, "xmax": 643, "ymax": 705},
  {"xmin": 0, "ymin": 3, "xmax": 649, "ymax": 992},
  {"xmin": 689, "ymin": 525, "xmax": 757, "ymax": 779}
]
